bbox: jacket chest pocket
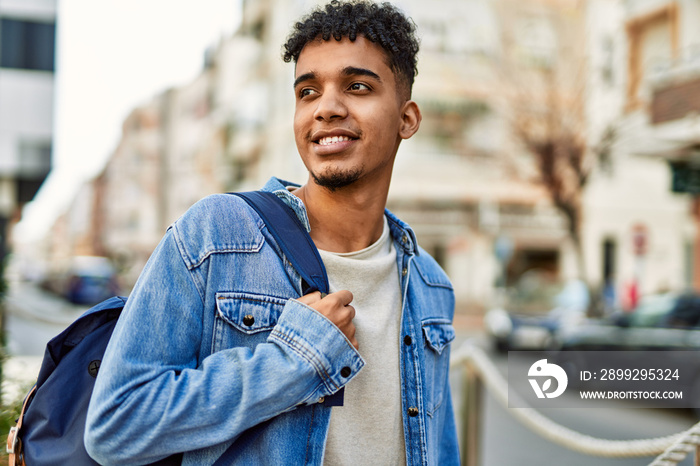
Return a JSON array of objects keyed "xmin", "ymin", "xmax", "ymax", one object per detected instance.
[
  {"xmin": 213, "ymin": 291, "xmax": 288, "ymax": 352},
  {"xmin": 422, "ymin": 318, "xmax": 456, "ymax": 417}
]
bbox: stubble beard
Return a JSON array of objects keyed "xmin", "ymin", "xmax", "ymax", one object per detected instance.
[{"xmin": 311, "ymin": 167, "xmax": 363, "ymax": 192}]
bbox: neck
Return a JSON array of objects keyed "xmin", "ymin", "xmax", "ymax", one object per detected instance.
[{"xmin": 295, "ymin": 179, "xmax": 389, "ymax": 253}]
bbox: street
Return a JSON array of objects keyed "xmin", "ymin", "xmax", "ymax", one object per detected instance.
[
  {"xmin": 4, "ymin": 280, "xmax": 89, "ymax": 355},
  {"xmin": 2, "ymin": 281, "xmax": 699, "ymax": 465},
  {"xmin": 452, "ymin": 333, "xmax": 698, "ymax": 465},
  {"xmin": 480, "ymin": 386, "xmax": 696, "ymax": 465}
]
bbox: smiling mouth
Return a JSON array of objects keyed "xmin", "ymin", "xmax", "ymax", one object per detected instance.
[{"xmin": 315, "ymin": 135, "xmax": 356, "ymax": 146}]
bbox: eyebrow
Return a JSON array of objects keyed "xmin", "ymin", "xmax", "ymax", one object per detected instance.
[
  {"xmin": 342, "ymin": 66, "xmax": 381, "ymax": 82},
  {"xmin": 293, "ymin": 72, "xmax": 316, "ymax": 89},
  {"xmin": 293, "ymin": 66, "xmax": 382, "ymax": 89}
]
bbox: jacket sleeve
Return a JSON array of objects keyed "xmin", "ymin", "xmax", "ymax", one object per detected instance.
[{"xmin": 84, "ymin": 228, "xmax": 363, "ymax": 465}]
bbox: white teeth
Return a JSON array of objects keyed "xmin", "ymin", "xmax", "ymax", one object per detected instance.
[{"xmin": 318, "ymin": 136, "xmax": 351, "ymax": 146}]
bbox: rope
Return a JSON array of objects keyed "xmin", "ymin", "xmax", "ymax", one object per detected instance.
[
  {"xmin": 451, "ymin": 342, "xmax": 700, "ymax": 463},
  {"xmin": 648, "ymin": 423, "xmax": 700, "ymax": 466}
]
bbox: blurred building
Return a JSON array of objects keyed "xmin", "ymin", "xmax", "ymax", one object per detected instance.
[
  {"xmin": 615, "ymin": 0, "xmax": 700, "ymax": 291},
  {"xmin": 215, "ymin": 0, "xmax": 580, "ymax": 310},
  {"xmin": 0, "ymin": 0, "xmax": 55, "ymax": 263},
  {"xmin": 43, "ymin": 0, "xmax": 699, "ymax": 313},
  {"xmin": 580, "ymin": 0, "xmax": 698, "ymax": 307}
]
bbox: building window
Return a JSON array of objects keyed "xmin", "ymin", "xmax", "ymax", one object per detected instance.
[
  {"xmin": 431, "ymin": 242, "xmax": 447, "ymax": 270},
  {"xmin": 419, "ymin": 3, "xmax": 498, "ymax": 56},
  {"xmin": 419, "ymin": 99, "xmax": 490, "ymax": 154},
  {"xmin": 0, "ymin": 17, "xmax": 56, "ymax": 72},
  {"xmin": 685, "ymin": 239, "xmax": 694, "ymax": 291},
  {"xmin": 625, "ymin": 4, "xmax": 678, "ymax": 111},
  {"xmin": 16, "ymin": 140, "xmax": 51, "ymax": 204},
  {"xmin": 515, "ymin": 13, "xmax": 557, "ymax": 68},
  {"xmin": 602, "ymin": 237, "xmax": 616, "ymax": 284},
  {"xmin": 19, "ymin": 140, "xmax": 51, "ymax": 177},
  {"xmin": 506, "ymin": 248, "xmax": 559, "ymax": 286},
  {"xmin": 601, "ymin": 35, "xmax": 615, "ymax": 86}
]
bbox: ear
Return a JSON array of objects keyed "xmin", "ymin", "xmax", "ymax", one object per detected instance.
[{"xmin": 399, "ymin": 100, "xmax": 422, "ymax": 140}]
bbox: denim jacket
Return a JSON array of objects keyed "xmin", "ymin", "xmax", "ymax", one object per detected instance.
[{"xmin": 85, "ymin": 177, "xmax": 459, "ymax": 465}]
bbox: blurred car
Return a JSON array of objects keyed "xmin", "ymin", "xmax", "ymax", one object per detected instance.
[
  {"xmin": 484, "ymin": 279, "xmax": 589, "ymax": 352},
  {"xmin": 555, "ymin": 291, "xmax": 700, "ymax": 351},
  {"xmin": 553, "ymin": 291, "xmax": 700, "ymax": 416},
  {"xmin": 43, "ymin": 256, "xmax": 120, "ymax": 306}
]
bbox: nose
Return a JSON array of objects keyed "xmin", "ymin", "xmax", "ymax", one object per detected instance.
[{"xmin": 313, "ymin": 89, "xmax": 348, "ymax": 122}]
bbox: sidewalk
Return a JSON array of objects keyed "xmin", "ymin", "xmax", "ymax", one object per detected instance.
[
  {"xmin": 2, "ymin": 280, "xmax": 88, "ymax": 405},
  {"xmin": 4, "ymin": 280, "xmax": 89, "ymax": 326}
]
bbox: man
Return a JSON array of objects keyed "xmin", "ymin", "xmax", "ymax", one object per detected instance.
[{"xmin": 85, "ymin": 1, "xmax": 458, "ymax": 464}]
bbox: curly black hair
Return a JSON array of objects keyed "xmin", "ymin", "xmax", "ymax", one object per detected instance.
[{"xmin": 282, "ymin": 0, "xmax": 419, "ymax": 98}]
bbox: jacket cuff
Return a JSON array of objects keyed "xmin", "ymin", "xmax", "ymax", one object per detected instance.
[{"xmin": 269, "ymin": 298, "xmax": 364, "ymax": 399}]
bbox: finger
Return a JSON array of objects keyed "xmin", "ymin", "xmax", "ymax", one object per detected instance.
[
  {"xmin": 296, "ymin": 291, "xmax": 324, "ymax": 306},
  {"xmin": 345, "ymin": 304, "xmax": 355, "ymax": 320},
  {"xmin": 329, "ymin": 289, "xmax": 353, "ymax": 306},
  {"xmin": 330, "ymin": 305, "xmax": 355, "ymax": 329},
  {"xmin": 345, "ymin": 321, "xmax": 356, "ymax": 340}
]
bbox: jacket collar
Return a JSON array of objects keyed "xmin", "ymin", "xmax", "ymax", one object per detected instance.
[
  {"xmin": 262, "ymin": 177, "xmax": 418, "ymax": 256},
  {"xmin": 261, "ymin": 177, "xmax": 310, "ymax": 232},
  {"xmin": 384, "ymin": 208, "xmax": 419, "ymax": 256}
]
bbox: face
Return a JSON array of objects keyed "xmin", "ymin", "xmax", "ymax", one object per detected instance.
[{"xmin": 293, "ymin": 36, "xmax": 421, "ymax": 191}]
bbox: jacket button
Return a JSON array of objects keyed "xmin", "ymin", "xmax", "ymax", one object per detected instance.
[
  {"xmin": 242, "ymin": 315, "xmax": 255, "ymax": 326},
  {"xmin": 318, "ymin": 397, "xmax": 325, "ymax": 404},
  {"xmin": 404, "ymin": 335, "xmax": 412, "ymax": 346},
  {"xmin": 340, "ymin": 366, "xmax": 352, "ymax": 378},
  {"xmin": 402, "ymin": 268, "xmax": 408, "ymax": 276},
  {"xmin": 408, "ymin": 407, "xmax": 419, "ymax": 417}
]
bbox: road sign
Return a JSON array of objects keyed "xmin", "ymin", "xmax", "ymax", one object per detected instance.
[{"xmin": 631, "ymin": 223, "xmax": 648, "ymax": 256}]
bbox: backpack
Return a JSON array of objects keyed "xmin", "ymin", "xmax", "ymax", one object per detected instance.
[{"xmin": 6, "ymin": 190, "xmax": 337, "ymax": 465}]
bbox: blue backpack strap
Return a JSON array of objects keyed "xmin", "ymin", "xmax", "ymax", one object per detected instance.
[
  {"xmin": 228, "ymin": 191, "xmax": 345, "ymax": 411},
  {"xmin": 232, "ymin": 191, "xmax": 329, "ymax": 296}
]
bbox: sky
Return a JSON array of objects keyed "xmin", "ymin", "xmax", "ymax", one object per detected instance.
[{"xmin": 16, "ymin": 0, "xmax": 240, "ymax": 242}]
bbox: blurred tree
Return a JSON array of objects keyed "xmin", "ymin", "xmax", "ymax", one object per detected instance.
[
  {"xmin": 512, "ymin": 72, "xmax": 590, "ymax": 281},
  {"xmin": 496, "ymin": 0, "xmax": 615, "ymax": 284}
]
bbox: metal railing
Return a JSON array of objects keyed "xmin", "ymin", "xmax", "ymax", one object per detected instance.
[{"xmin": 451, "ymin": 343, "xmax": 700, "ymax": 466}]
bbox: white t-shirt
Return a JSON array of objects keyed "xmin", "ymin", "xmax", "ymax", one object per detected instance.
[{"xmin": 319, "ymin": 218, "xmax": 406, "ymax": 466}]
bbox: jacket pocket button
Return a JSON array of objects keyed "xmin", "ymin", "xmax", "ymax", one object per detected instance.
[
  {"xmin": 242, "ymin": 315, "xmax": 255, "ymax": 326},
  {"xmin": 340, "ymin": 366, "xmax": 352, "ymax": 378},
  {"xmin": 408, "ymin": 407, "xmax": 419, "ymax": 417}
]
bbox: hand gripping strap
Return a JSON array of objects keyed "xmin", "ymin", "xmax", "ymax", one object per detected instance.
[{"xmin": 231, "ymin": 191, "xmax": 344, "ymax": 408}]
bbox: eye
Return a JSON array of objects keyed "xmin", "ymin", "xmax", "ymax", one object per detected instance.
[
  {"xmin": 348, "ymin": 82, "xmax": 370, "ymax": 92},
  {"xmin": 299, "ymin": 88, "xmax": 318, "ymax": 99}
]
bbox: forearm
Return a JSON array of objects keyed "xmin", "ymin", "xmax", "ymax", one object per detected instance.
[{"xmin": 85, "ymin": 232, "xmax": 362, "ymax": 464}]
